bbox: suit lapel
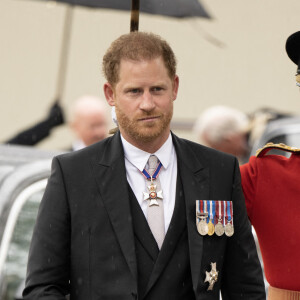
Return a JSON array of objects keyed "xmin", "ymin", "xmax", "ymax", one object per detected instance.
[
  {"xmin": 90, "ymin": 132, "xmax": 137, "ymax": 283},
  {"xmin": 172, "ymin": 134, "xmax": 210, "ymax": 295}
]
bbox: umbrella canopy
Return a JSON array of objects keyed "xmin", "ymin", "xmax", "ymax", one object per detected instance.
[
  {"xmin": 38, "ymin": 0, "xmax": 211, "ymax": 18},
  {"xmin": 22, "ymin": 0, "xmax": 211, "ymax": 104}
]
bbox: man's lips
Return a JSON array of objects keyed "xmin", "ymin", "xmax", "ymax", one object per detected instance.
[{"xmin": 138, "ymin": 116, "xmax": 160, "ymax": 122}]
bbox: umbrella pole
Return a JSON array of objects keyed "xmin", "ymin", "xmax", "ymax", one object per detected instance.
[
  {"xmin": 130, "ymin": 0, "xmax": 140, "ymax": 32},
  {"xmin": 54, "ymin": 5, "xmax": 74, "ymax": 103}
]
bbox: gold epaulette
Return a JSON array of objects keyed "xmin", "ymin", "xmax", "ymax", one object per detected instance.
[
  {"xmin": 109, "ymin": 127, "xmax": 119, "ymax": 135},
  {"xmin": 296, "ymin": 74, "xmax": 300, "ymax": 86},
  {"xmin": 256, "ymin": 142, "xmax": 300, "ymax": 157}
]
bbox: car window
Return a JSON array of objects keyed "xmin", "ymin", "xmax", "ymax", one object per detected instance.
[
  {"xmin": 264, "ymin": 133, "xmax": 300, "ymax": 157},
  {"xmin": 0, "ymin": 180, "xmax": 46, "ymax": 300},
  {"xmin": 271, "ymin": 132, "xmax": 300, "ymax": 147}
]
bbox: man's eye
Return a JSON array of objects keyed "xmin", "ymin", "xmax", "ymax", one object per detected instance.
[
  {"xmin": 152, "ymin": 87, "xmax": 163, "ymax": 92},
  {"xmin": 130, "ymin": 89, "xmax": 140, "ymax": 94}
]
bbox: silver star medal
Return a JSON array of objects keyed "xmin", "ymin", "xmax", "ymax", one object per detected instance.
[
  {"xmin": 143, "ymin": 179, "xmax": 163, "ymax": 206},
  {"xmin": 204, "ymin": 262, "xmax": 219, "ymax": 291}
]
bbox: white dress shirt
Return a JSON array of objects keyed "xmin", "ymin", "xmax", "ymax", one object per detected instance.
[
  {"xmin": 121, "ymin": 134, "xmax": 177, "ymax": 233},
  {"xmin": 72, "ymin": 139, "xmax": 86, "ymax": 151}
]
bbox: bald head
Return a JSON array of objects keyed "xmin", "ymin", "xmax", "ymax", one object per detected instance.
[{"xmin": 70, "ymin": 95, "xmax": 109, "ymax": 147}]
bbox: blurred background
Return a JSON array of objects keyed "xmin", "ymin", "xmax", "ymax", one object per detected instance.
[
  {"xmin": 2, "ymin": 2, "xmax": 299, "ymax": 298},
  {"xmin": 1, "ymin": 0, "xmax": 300, "ymax": 150}
]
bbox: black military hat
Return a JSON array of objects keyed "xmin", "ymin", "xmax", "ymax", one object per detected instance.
[{"xmin": 286, "ymin": 31, "xmax": 300, "ymax": 86}]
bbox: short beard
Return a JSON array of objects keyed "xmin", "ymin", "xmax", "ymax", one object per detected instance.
[{"xmin": 115, "ymin": 106, "xmax": 173, "ymax": 143}]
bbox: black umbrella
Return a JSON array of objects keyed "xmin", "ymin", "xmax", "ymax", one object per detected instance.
[
  {"xmin": 25, "ymin": 0, "xmax": 211, "ymax": 102},
  {"xmin": 49, "ymin": 0, "xmax": 211, "ymax": 18}
]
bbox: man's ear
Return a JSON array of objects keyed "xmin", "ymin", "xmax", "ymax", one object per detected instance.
[
  {"xmin": 103, "ymin": 82, "xmax": 115, "ymax": 106},
  {"xmin": 172, "ymin": 75, "xmax": 179, "ymax": 101}
]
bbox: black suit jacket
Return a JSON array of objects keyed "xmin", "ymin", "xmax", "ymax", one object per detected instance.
[{"xmin": 23, "ymin": 132, "xmax": 265, "ymax": 300}]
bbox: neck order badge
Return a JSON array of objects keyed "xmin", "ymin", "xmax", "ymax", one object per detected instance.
[
  {"xmin": 142, "ymin": 155, "xmax": 165, "ymax": 249},
  {"xmin": 142, "ymin": 158, "xmax": 163, "ymax": 206}
]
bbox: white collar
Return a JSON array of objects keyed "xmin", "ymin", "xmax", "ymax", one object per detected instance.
[
  {"xmin": 121, "ymin": 133, "xmax": 174, "ymax": 172},
  {"xmin": 72, "ymin": 139, "xmax": 87, "ymax": 151}
]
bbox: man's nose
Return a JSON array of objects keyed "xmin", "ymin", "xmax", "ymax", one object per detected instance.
[{"xmin": 139, "ymin": 91, "xmax": 155, "ymax": 111}]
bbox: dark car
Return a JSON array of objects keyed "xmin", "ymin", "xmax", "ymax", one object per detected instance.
[{"xmin": 0, "ymin": 144, "xmax": 62, "ymax": 300}]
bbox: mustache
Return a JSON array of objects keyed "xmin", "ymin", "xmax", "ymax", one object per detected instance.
[
  {"xmin": 136, "ymin": 112, "xmax": 162, "ymax": 119},
  {"xmin": 137, "ymin": 116, "xmax": 161, "ymax": 121}
]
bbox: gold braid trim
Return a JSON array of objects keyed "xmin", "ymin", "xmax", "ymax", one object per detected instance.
[
  {"xmin": 296, "ymin": 74, "xmax": 300, "ymax": 85},
  {"xmin": 256, "ymin": 142, "xmax": 300, "ymax": 157},
  {"xmin": 109, "ymin": 127, "xmax": 119, "ymax": 135}
]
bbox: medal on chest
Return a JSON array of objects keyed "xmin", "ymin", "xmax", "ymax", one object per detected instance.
[
  {"xmin": 143, "ymin": 179, "xmax": 163, "ymax": 206},
  {"xmin": 207, "ymin": 201, "xmax": 215, "ymax": 236},
  {"xmin": 196, "ymin": 200, "xmax": 209, "ymax": 235},
  {"xmin": 142, "ymin": 161, "xmax": 163, "ymax": 207},
  {"xmin": 224, "ymin": 201, "xmax": 234, "ymax": 237},
  {"xmin": 215, "ymin": 200, "xmax": 225, "ymax": 236}
]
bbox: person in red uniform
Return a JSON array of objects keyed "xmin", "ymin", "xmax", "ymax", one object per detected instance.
[{"xmin": 240, "ymin": 31, "xmax": 300, "ymax": 300}]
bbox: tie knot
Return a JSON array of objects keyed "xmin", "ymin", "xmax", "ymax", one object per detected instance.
[{"xmin": 148, "ymin": 155, "xmax": 158, "ymax": 170}]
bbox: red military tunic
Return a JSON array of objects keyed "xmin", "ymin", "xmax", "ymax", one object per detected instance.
[{"xmin": 240, "ymin": 146, "xmax": 300, "ymax": 291}]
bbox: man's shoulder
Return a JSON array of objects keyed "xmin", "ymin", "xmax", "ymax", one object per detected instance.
[
  {"xmin": 246, "ymin": 142, "xmax": 300, "ymax": 170},
  {"xmin": 56, "ymin": 135, "xmax": 115, "ymax": 164},
  {"xmin": 246, "ymin": 152, "xmax": 295, "ymax": 173}
]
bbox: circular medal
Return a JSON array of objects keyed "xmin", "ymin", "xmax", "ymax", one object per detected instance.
[
  {"xmin": 207, "ymin": 220, "xmax": 215, "ymax": 236},
  {"xmin": 150, "ymin": 191, "xmax": 156, "ymax": 199},
  {"xmin": 197, "ymin": 219, "xmax": 208, "ymax": 236},
  {"xmin": 225, "ymin": 223, "xmax": 234, "ymax": 237},
  {"xmin": 215, "ymin": 221, "xmax": 225, "ymax": 236}
]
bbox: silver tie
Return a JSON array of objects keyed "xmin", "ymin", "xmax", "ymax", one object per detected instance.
[{"xmin": 145, "ymin": 155, "xmax": 165, "ymax": 249}]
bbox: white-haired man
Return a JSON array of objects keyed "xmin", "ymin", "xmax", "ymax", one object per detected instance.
[
  {"xmin": 70, "ymin": 95, "xmax": 109, "ymax": 150},
  {"xmin": 194, "ymin": 105, "xmax": 249, "ymax": 163}
]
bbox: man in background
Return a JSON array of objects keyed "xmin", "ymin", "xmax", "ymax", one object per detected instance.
[
  {"xmin": 69, "ymin": 95, "xmax": 109, "ymax": 151},
  {"xmin": 194, "ymin": 105, "xmax": 250, "ymax": 163}
]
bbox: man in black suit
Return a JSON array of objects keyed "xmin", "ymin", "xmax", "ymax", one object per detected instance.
[{"xmin": 23, "ymin": 32, "xmax": 265, "ymax": 300}]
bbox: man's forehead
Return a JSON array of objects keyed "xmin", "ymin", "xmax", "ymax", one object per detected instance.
[
  {"xmin": 118, "ymin": 56, "xmax": 172, "ymax": 77},
  {"xmin": 119, "ymin": 57, "xmax": 166, "ymax": 73},
  {"xmin": 119, "ymin": 56, "xmax": 163, "ymax": 67}
]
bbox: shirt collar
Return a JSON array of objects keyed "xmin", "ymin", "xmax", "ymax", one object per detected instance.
[
  {"xmin": 72, "ymin": 139, "xmax": 87, "ymax": 151},
  {"xmin": 121, "ymin": 133, "xmax": 174, "ymax": 172}
]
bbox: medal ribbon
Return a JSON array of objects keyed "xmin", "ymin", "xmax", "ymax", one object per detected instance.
[
  {"xmin": 209, "ymin": 201, "xmax": 215, "ymax": 224},
  {"xmin": 229, "ymin": 201, "xmax": 233, "ymax": 225},
  {"xmin": 219, "ymin": 201, "xmax": 224, "ymax": 225},
  {"xmin": 226, "ymin": 201, "xmax": 232, "ymax": 222},
  {"xmin": 216, "ymin": 201, "xmax": 223, "ymax": 224},
  {"xmin": 204, "ymin": 201, "xmax": 208, "ymax": 223},
  {"xmin": 224, "ymin": 201, "xmax": 233, "ymax": 225},
  {"xmin": 142, "ymin": 161, "xmax": 163, "ymax": 181},
  {"xmin": 223, "ymin": 201, "xmax": 228, "ymax": 225},
  {"xmin": 215, "ymin": 201, "xmax": 219, "ymax": 224},
  {"xmin": 197, "ymin": 200, "xmax": 205, "ymax": 215}
]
